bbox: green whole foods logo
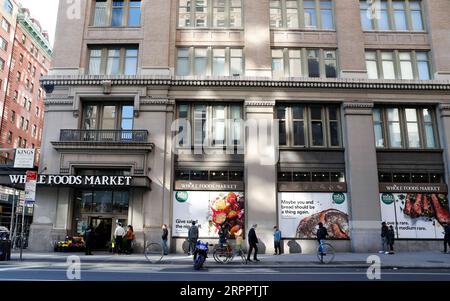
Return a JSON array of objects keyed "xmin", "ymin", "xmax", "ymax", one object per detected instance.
[
  {"xmin": 175, "ymin": 191, "xmax": 189, "ymax": 203},
  {"xmin": 332, "ymin": 193, "xmax": 346, "ymax": 204},
  {"xmin": 381, "ymin": 193, "xmax": 395, "ymax": 205}
]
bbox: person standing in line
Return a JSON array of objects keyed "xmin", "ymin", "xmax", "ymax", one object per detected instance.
[
  {"xmin": 247, "ymin": 224, "xmax": 260, "ymax": 262},
  {"xmin": 443, "ymin": 222, "xmax": 450, "ymax": 253},
  {"xmin": 84, "ymin": 224, "xmax": 94, "ymax": 256},
  {"xmin": 379, "ymin": 222, "xmax": 389, "ymax": 254},
  {"xmin": 273, "ymin": 226, "xmax": 282, "ymax": 255},
  {"xmin": 162, "ymin": 224, "xmax": 169, "ymax": 255},
  {"xmin": 125, "ymin": 225, "xmax": 135, "ymax": 254},
  {"xmin": 114, "ymin": 222, "xmax": 126, "ymax": 255},
  {"xmin": 187, "ymin": 221, "xmax": 199, "ymax": 256},
  {"xmin": 387, "ymin": 225, "xmax": 395, "ymax": 255}
]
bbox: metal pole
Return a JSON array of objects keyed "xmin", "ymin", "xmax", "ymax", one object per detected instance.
[
  {"xmin": 9, "ymin": 192, "xmax": 16, "ymax": 236},
  {"xmin": 19, "ymin": 201, "xmax": 25, "ymax": 261}
]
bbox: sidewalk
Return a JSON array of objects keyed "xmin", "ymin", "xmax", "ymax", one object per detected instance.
[{"xmin": 5, "ymin": 250, "xmax": 450, "ymax": 269}]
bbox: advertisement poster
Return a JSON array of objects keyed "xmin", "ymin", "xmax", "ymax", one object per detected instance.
[
  {"xmin": 14, "ymin": 148, "xmax": 35, "ymax": 168},
  {"xmin": 380, "ymin": 193, "xmax": 450, "ymax": 239},
  {"xmin": 172, "ymin": 191, "xmax": 245, "ymax": 238},
  {"xmin": 278, "ymin": 192, "xmax": 350, "ymax": 239}
]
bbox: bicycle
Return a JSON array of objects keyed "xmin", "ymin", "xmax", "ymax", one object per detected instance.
[
  {"xmin": 317, "ymin": 240, "xmax": 335, "ymax": 264},
  {"xmin": 144, "ymin": 241, "xmax": 165, "ymax": 263},
  {"xmin": 213, "ymin": 243, "xmax": 248, "ymax": 264}
]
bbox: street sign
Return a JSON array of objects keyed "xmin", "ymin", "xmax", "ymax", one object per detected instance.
[
  {"xmin": 24, "ymin": 171, "xmax": 37, "ymax": 204},
  {"xmin": 14, "ymin": 148, "xmax": 35, "ymax": 168}
]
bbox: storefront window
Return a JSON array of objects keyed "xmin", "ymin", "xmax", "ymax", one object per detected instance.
[
  {"xmin": 93, "ymin": 191, "xmax": 113, "ymax": 213},
  {"xmin": 312, "ymin": 172, "xmax": 330, "ymax": 182},
  {"xmin": 278, "ymin": 172, "xmax": 292, "ymax": 181},
  {"xmin": 393, "ymin": 173, "xmax": 411, "ymax": 183},
  {"xmin": 229, "ymin": 171, "xmax": 243, "ymax": 181},
  {"xmin": 293, "ymin": 172, "xmax": 311, "ymax": 182},
  {"xmin": 75, "ymin": 189, "xmax": 129, "ymax": 214},
  {"xmin": 210, "ymin": 171, "xmax": 229, "ymax": 181},
  {"xmin": 113, "ymin": 190, "xmax": 129, "ymax": 214}
]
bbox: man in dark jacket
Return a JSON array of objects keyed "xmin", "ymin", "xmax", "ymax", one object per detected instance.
[
  {"xmin": 316, "ymin": 222, "xmax": 328, "ymax": 254},
  {"xmin": 162, "ymin": 224, "xmax": 169, "ymax": 255},
  {"xmin": 247, "ymin": 224, "xmax": 260, "ymax": 262},
  {"xmin": 387, "ymin": 225, "xmax": 395, "ymax": 254},
  {"xmin": 443, "ymin": 222, "xmax": 450, "ymax": 253},
  {"xmin": 188, "ymin": 221, "xmax": 199, "ymax": 255},
  {"xmin": 379, "ymin": 222, "xmax": 389, "ymax": 254},
  {"xmin": 84, "ymin": 224, "xmax": 94, "ymax": 255}
]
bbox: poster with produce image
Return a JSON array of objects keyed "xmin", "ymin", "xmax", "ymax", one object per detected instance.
[
  {"xmin": 172, "ymin": 191, "xmax": 245, "ymax": 238},
  {"xmin": 380, "ymin": 193, "xmax": 450, "ymax": 239},
  {"xmin": 278, "ymin": 192, "xmax": 350, "ymax": 239}
]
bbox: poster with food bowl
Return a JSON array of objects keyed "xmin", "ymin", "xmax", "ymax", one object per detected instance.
[
  {"xmin": 172, "ymin": 191, "xmax": 245, "ymax": 238},
  {"xmin": 380, "ymin": 193, "xmax": 450, "ymax": 239},
  {"xmin": 278, "ymin": 192, "xmax": 350, "ymax": 239}
]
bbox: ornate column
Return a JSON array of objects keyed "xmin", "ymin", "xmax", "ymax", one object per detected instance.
[
  {"xmin": 343, "ymin": 102, "xmax": 381, "ymax": 252},
  {"xmin": 438, "ymin": 104, "xmax": 450, "ymax": 185}
]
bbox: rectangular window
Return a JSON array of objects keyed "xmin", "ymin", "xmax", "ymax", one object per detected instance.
[
  {"xmin": 1, "ymin": 18, "xmax": 10, "ymax": 32},
  {"xmin": 177, "ymin": 47, "xmax": 243, "ymax": 77},
  {"xmin": 111, "ymin": 0, "xmax": 125, "ymax": 26},
  {"xmin": 7, "ymin": 131, "xmax": 12, "ymax": 144},
  {"xmin": 176, "ymin": 48, "xmax": 190, "ymax": 76},
  {"xmin": 179, "ymin": 0, "xmax": 242, "ymax": 28},
  {"xmin": 10, "ymin": 110, "xmax": 15, "ymax": 122},
  {"xmin": 304, "ymin": 0, "xmax": 318, "ymax": 28},
  {"xmin": 88, "ymin": 46, "xmax": 138, "ymax": 75},
  {"xmin": 194, "ymin": 48, "xmax": 208, "ymax": 76},
  {"xmin": 270, "ymin": 0, "xmax": 283, "ymax": 28},
  {"xmin": 365, "ymin": 50, "xmax": 431, "ymax": 80},
  {"xmin": 277, "ymin": 105, "xmax": 287, "ymax": 146},
  {"xmin": 82, "ymin": 103, "xmax": 134, "ymax": 131},
  {"xmin": 387, "ymin": 108, "xmax": 402, "ymax": 148},
  {"xmin": 0, "ymin": 57, "xmax": 4, "ymax": 70},
  {"xmin": 277, "ymin": 104, "xmax": 341, "ymax": 148},
  {"xmin": 0, "ymin": 37, "xmax": 7, "ymax": 51},
  {"xmin": 319, "ymin": 0, "xmax": 334, "ymax": 29},
  {"xmin": 286, "ymin": 0, "xmax": 299, "ymax": 28},
  {"xmin": 177, "ymin": 103, "xmax": 243, "ymax": 147},
  {"xmin": 128, "ymin": 0, "xmax": 141, "ymax": 26},
  {"xmin": 270, "ymin": 0, "xmax": 334, "ymax": 29},
  {"xmin": 373, "ymin": 108, "xmax": 384, "ymax": 147},
  {"xmin": 374, "ymin": 107, "xmax": 438, "ymax": 149},
  {"xmin": 272, "ymin": 48, "xmax": 338, "ymax": 78},
  {"xmin": 360, "ymin": 0, "xmax": 425, "ymax": 31}
]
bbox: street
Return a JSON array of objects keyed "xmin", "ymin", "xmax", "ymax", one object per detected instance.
[{"xmin": 1, "ymin": 261, "xmax": 450, "ymax": 281}]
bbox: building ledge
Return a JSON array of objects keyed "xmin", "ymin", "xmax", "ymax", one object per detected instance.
[
  {"xmin": 51, "ymin": 141, "xmax": 154, "ymax": 152},
  {"xmin": 41, "ymin": 75, "xmax": 450, "ymax": 91}
]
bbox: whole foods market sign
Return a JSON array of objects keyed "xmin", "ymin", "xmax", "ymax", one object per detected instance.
[
  {"xmin": 9, "ymin": 175, "xmax": 133, "ymax": 186},
  {"xmin": 379, "ymin": 183, "xmax": 448, "ymax": 193}
]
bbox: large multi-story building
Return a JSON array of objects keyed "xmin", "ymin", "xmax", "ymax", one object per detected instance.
[
  {"xmin": 0, "ymin": 0, "xmax": 52, "ymax": 235},
  {"xmin": 26, "ymin": 0, "xmax": 450, "ymax": 253}
]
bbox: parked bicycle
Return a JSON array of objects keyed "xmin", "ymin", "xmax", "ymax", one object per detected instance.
[
  {"xmin": 213, "ymin": 242, "xmax": 247, "ymax": 264},
  {"xmin": 317, "ymin": 240, "xmax": 335, "ymax": 264},
  {"xmin": 144, "ymin": 241, "xmax": 164, "ymax": 263}
]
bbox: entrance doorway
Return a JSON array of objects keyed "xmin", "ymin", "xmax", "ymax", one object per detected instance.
[{"xmin": 90, "ymin": 217, "xmax": 112, "ymax": 250}]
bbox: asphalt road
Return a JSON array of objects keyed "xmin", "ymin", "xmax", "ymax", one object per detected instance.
[{"xmin": 0, "ymin": 262, "xmax": 450, "ymax": 281}]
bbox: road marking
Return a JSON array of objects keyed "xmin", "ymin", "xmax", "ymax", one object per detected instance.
[{"xmin": 0, "ymin": 265, "xmax": 44, "ymax": 271}]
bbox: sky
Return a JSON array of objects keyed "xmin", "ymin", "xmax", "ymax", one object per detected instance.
[{"xmin": 19, "ymin": 0, "xmax": 59, "ymax": 47}]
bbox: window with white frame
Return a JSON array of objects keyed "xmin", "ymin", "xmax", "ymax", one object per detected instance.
[
  {"xmin": 88, "ymin": 46, "xmax": 138, "ymax": 75},
  {"xmin": 277, "ymin": 104, "xmax": 341, "ymax": 148},
  {"xmin": 360, "ymin": 0, "xmax": 424, "ymax": 31},
  {"xmin": 1, "ymin": 17, "xmax": 10, "ymax": 32},
  {"xmin": 373, "ymin": 107, "xmax": 438, "ymax": 149},
  {"xmin": 270, "ymin": 0, "xmax": 334, "ymax": 29},
  {"xmin": 92, "ymin": 0, "xmax": 141, "ymax": 27},
  {"xmin": 271, "ymin": 48, "xmax": 337, "ymax": 78},
  {"xmin": 178, "ymin": 0, "xmax": 242, "ymax": 28},
  {"xmin": 4, "ymin": 0, "xmax": 13, "ymax": 14},
  {"xmin": 176, "ymin": 47, "xmax": 243, "ymax": 76},
  {"xmin": 365, "ymin": 50, "xmax": 431, "ymax": 80}
]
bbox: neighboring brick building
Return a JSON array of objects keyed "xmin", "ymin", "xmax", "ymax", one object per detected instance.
[
  {"xmin": 0, "ymin": 7, "xmax": 52, "ymax": 163},
  {"xmin": 0, "ymin": 1, "xmax": 52, "ymax": 235}
]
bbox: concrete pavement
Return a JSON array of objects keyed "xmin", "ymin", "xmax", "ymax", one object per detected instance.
[{"xmin": 4, "ymin": 250, "xmax": 450, "ymax": 269}]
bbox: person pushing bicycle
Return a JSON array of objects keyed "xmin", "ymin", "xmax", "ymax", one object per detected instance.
[{"xmin": 316, "ymin": 222, "xmax": 328, "ymax": 254}]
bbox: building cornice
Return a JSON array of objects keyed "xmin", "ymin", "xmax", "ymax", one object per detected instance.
[
  {"xmin": 245, "ymin": 98, "xmax": 276, "ymax": 107},
  {"xmin": 41, "ymin": 75, "xmax": 450, "ymax": 91},
  {"xmin": 18, "ymin": 12, "xmax": 52, "ymax": 57}
]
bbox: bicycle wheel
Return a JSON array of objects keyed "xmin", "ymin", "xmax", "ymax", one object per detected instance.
[
  {"xmin": 239, "ymin": 250, "xmax": 248, "ymax": 264},
  {"xmin": 213, "ymin": 245, "xmax": 233, "ymax": 264},
  {"xmin": 317, "ymin": 243, "xmax": 335, "ymax": 264},
  {"xmin": 144, "ymin": 242, "xmax": 164, "ymax": 263}
]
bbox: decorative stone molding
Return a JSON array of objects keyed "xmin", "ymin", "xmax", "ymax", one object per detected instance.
[
  {"xmin": 343, "ymin": 102, "xmax": 374, "ymax": 116},
  {"xmin": 439, "ymin": 104, "xmax": 450, "ymax": 117},
  {"xmin": 140, "ymin": 97, "xmax": 171, "ymax": 105},
  {"xmin": 102, "ymin": 80, "xmax": 112, "ymax": 94},
  {"xmin": 44, "ymin": 99, "xmax": 74, "ymax": 105},
  {"xmin": 245, "ymin": 98, "xmax": 276, "ymax": 107},
  {"xmin": 41, "ymin": 75, "xmax": 450, "ymax": 91}
]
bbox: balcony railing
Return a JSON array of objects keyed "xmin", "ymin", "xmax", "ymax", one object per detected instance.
[{"xmin": 59, "ymin": 129, "xmax": 149, "ymax": 143}]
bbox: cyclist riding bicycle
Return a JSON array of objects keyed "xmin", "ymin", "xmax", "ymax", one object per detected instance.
[{"xmin": 316, "ymin": 222, "xmax": 328, "ymax": 254}]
